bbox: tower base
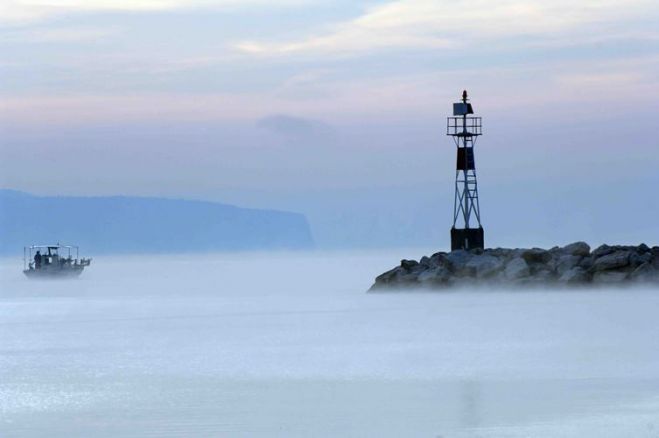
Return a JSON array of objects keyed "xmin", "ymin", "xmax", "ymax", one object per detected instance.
[{"xmin": 451, "ymin": 227, "xmax": 484, "ymax": 251}]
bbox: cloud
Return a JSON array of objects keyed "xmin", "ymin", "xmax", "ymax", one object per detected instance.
[
  {"xmin": 1, "ymin": 54, "xmax": 658, "ymax": 127},
  {"xmin": 233, "ymin": 0, "xmax": 659, "ymax": 56},
  {"xmin": 0, "ymin": 25, "xmax": 119, "ymax": 42},
  {"xmin": 0, "ymin": 94, "xmax": 265, "ymax": 125},
  {"xmin": 0, "ymin": 0, "xmax": 313, "ymax": 25}
]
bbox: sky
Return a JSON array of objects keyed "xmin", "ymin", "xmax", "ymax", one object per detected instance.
[{"xmin": 1, "ymin": 0, "xmax": 659, "ymax": 248}]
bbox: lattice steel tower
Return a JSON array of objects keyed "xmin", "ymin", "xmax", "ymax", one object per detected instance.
[{"xmin": 447, "ymin": 90, "xmax": 484, "ymax": 251}]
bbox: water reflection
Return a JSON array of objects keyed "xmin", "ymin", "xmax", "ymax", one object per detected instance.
[{"xmin": 459, "ymin": 380, "xmax": 482, "ymax": 429}]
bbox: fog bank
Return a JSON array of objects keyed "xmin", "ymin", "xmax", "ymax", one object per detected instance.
[{"xmin": 2, "ymin": 252, "xmax": 659, "ymax": 436}]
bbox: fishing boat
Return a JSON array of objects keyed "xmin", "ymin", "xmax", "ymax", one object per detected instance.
[{"xmin": 23, "ymin": 244, "xmax": 91, "ymax": 279}]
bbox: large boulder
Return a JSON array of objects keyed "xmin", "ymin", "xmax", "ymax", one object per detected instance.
[
  {"xmin": 485, "ymin": 248, "xmax": 515, "ymax": 259},
  {"xmin": 531, "ymin": 268, "xmax": 556, "ymax": 282},
  {"xmin": 373, "ymin": 263, "xmax": 420, "ymax": 288},
  {"xmin": 554, "ymin": 254, "xmax": 583, "ymax": 276},
  {"xmin": 592, "ymin": 251, "xmax": 632, "ymax": 271},
  {"xmin": 373, "ymin": 266, "xmax": 403, "ymax": 286},
  {"xmin": 504, "ymin": 257, "xmax": 530, "ymax": 280},
  {"xmin": 592, "ymin": 244, "xmax": 616, "ymax": 258},
  {"xmin": 417, "ymin": 267, "xmax": 451, "ymax": 285},
  {"xmin": 630, "ymin": 262, "xmax": 658, "ymax": 282},
  {"xmin": 592, "ymin": 270, "xmax": 629, "ymax": 284},
  {"xmin": 578, "ymin": 255, "xmax": 595, "ymax": 270},
  {"xmin": 558, "ymin": 267, "xmax": 589, "ymax": 284},
  {"xmin": 429, "ymin": 252, "xmax": 448, "ymax": 268},
  {"xmin": 561, "ymin": 241, "xmax": 591, "ymax": 257},
  {"xmin": 400, "ymin": 259, "xmax": 420, "ymax": 270},
  {"xmin": 637, "ymin": 243, "xmax": 651, "ymax": 253},
  {"xmin": 445, "ymin": 250, "xmax": 474, "ymax": 274},
  {"xmin": 521, "ymin": 248, "xmax": 552, "ymax": 264},
  {"xmin": 630, "ymin": 251, "xmax": 653, "ymax": 268},
  {"xmin": 465, "ymin": 255, "xmax": 504, "ymax": 279}
]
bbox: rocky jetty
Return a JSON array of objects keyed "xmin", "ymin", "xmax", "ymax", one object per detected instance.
[{"xmin": 370, "ymin": 242, "xmax": 659, "ymax": 290}]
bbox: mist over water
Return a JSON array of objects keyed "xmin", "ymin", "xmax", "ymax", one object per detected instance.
[{"xmin": 2, "ymin": 251, "xmax": 659, "ymax": 437}]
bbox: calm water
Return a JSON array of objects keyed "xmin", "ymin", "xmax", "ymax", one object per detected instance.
[{"xmin": 1, "ymin": 252, "xmax": 659, "ymax": 437}]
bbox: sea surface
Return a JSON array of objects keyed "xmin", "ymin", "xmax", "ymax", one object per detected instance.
[{"xmin": 1, "ymin": 251, "xmax": 659, "ymax": 437}]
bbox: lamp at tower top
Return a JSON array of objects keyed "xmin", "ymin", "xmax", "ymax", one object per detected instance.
[
  {"xmin": 452, "ymin": 90, "xmax": 474, "ymax": 117},
  {"xmin": 447, "ymin": 90, "xmax": 482, "ymax": 138}
]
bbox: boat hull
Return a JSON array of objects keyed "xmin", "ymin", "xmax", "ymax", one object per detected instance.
[{"xmin": 23, "ymin": 266, "xmax": 85, "ymax": 279}]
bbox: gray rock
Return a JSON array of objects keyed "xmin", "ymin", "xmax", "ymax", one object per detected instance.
[
  {"xmin": 504, "ymin": 257, "xmax": 530, "ymax": 280},
  {"xmin": 418, "ymin": 267, "xmax": 451, "ymax": 285},
  {"xmin": 485, "ymin": 248, "xmax": 515, "ymax": 259},
  {"xmin": 532, "ymin": 268, "xmax": 556, "ymax": 282},
  {"xmin": 417, "ymin": 268, "xmax": 436, "ymax": 283},
  {"xmin": 374, "ymin": 266, "xmax": 402, "ymax": 284},
  {"xmin": 578, "ymin": 256, "xmax": 595, "ymax": 270},
  {"xmin": 374, "ymin": 262, "xmax": 423, "ymax": 288},
  {"xmin": 561, "ymin": 241, "xmax": 591, "ymax": 257},
  {"xmin": 396, "ymin": 271, "xmax": 420, "ymax": 284},
  {"xmin": 521, "ymin": 248, "xmax": 552, "ymax": 264},
  {"xmin": 592, "ymin": 251, "xmax": 631, "ymax": 271},
  {"xmin": 638, "ymin": 243, "xmax": 651, "ymax": 253},
  {"xmin": 400, "ymin": 259, "xmax": 419, "ymax": 270},
  {"xmin": 592, "ymin": 270, "xmax": 629, "ymax": 284},
  {"xmin": 513, "ymin": 268, "xmax": 555, "ymax": 286},
  {"xmin": 429, "ymin": 252, "xmax": 448, "ymax": 267},
  {"xmin": 371, "ymin": 243, "xmax": 659, "ymax": 291},
  {"xmin": 554, "ymin": 254, "xmax": 583, "ymax": 276},
  {"xmin": 558, "ymin": 267, "xmax": 589, "ymax": 284},
  {"xmin": 630, "ymin": 251, "xmax": 653, "ymax": 267},
  {"xmin": 445, "ymin": 250, "xmax": 473, "ymax": 273},
  {"xmin": 389, "ymin": 268, "xmax": 419, "ymax": 287},
  {"xmin": 465, "ymin": 255, "xmax": 504, "ymax": 279},
  {"xmin": 549, "ymin": 246, "xmax": 562, "ymax": 254},
  {"xmin": 630, "ymin": 262, "xmax": 658, "ymax": 282},
  {"xmin": 592, "ymin": 244, "xmax": 615, "ymax": 258}
]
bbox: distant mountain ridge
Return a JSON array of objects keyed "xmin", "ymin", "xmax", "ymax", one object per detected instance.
[{"xmin": 0, "ymin": 190, "xmax": 314, "ymax": 254}]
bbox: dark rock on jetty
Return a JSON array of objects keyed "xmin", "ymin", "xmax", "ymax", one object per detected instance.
[{"xmin": 370, "ymin": 242, "xmax": 659, "ymax": 290}]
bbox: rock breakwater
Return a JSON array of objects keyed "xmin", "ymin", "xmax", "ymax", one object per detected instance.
[{"xmin": 370, "ymin": 242, "xmax": 659, "ymax": 290}]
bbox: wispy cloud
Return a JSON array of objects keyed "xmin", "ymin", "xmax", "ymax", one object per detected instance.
[
  {"xmin": 0, "ymin": 93, "xmax": 266, "ymax": 124},
  {"xmin": 3, "ymin": 55, "xmax": 658, "ymax": 126},
  {"xmin": 233, "ymin": 0, "xmax": 659, "ymax": 56},
  {"xmin": 0, "ymin": 25, "xmax": 119, "ymax": 42},
  {"xmin": 0, "ymin": 0, "xmax": 313, "ymax": 25}
]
